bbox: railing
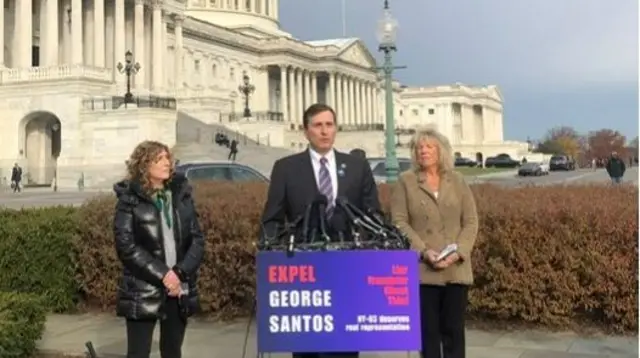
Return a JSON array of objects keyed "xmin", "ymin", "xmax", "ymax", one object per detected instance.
[
  {"xmin": 82, "ymin": 95, "xmax": 178, "ymax": 111},
  {"xmin": 222, "ymin": 111, "xmax": 284, "ymax": 122},
  {"xmin": 0, "ymin": 64, "xmax": 113, "ymax": 84}
]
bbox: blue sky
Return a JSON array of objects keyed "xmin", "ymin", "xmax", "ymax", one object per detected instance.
[{"xmin": 279, "ymin": 0, "xmax": 638, "ymax": 141}]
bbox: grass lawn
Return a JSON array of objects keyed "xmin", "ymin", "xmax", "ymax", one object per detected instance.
[{"xmin": 455, "ymin": 166, "xmax": 514, "ymax": 176}]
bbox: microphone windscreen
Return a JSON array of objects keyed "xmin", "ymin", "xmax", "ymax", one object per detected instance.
[{"xmin": 314, "ymin": 194, "xmax": 328, "ymax": 205}]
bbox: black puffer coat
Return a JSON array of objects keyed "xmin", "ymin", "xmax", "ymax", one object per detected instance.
[{"xmin": 113, "ymin": 173, "xmax": 205, "ymax": 320}]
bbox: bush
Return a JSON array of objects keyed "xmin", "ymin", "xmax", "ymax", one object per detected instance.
[
  {"xmin": 2, "ymin": 182, "xmax": 637, "ymax": 333},
  {"xmin": 0, "ymin": 208, "xmax": 78, "ymax": 312},
  {"xmin": 0, "ymin": 291, "xmax": 47, "ymax": 358}
]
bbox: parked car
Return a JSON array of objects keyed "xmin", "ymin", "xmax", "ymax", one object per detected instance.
[
  {"xmin": 484, "ymin": 154, "xmax": 520, "ymax": 168},
  {"xmin": 370, "ymin": 158, "xmax": 412, "ymax": 183},
  {"xmin": 455, "ymin": 157, "xmax": 478, "ymax": 167},
  {"xmin": 176, "ymin": 161, "xmax": 269, "ymax": 182},
  {"xmin": 549, "ymin": 155, "xmax": 576, "ymax": 171},
  {"xmin": 518, "ymin": 162, "xmax": 550, "ymax": 176}
]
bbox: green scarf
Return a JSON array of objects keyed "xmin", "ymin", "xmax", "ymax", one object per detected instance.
[{"xmin": 154, "ymin": 190, "xmax": 172, "ymax": 229}]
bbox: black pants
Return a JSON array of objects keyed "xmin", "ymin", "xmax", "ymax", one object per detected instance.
[
  {"xmin": 293, "ymin": 353, "xmax": 358, "ymax": 358},
  {"xmin": 228, "ymin": 150, "xmax": 237, "ymax": 161},
  {"xmin": 125, "ymin": 298, "xmax": 187, "ymax": 358},
  {"xmin": 419, "ymin": 284, "xmax": 468, "ymax": 358}
]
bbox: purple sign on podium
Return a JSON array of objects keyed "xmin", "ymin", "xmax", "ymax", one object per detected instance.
[{"xmin": 256, "ymin": 250, "xmax": 422, "ymax": 353}]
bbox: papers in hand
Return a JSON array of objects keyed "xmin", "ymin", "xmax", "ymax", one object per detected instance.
[{"xmin": 436, "ymin": 243, "xmax": 458, "ymax": 262}]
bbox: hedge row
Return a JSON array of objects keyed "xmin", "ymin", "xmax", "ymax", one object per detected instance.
[
  {"xmin": 0, "ymin": 291, "xmax": 47, "ymax": 357},
  {"xmin": 0, "ymin": 183, "xmax": 637, "ymax": 334}
]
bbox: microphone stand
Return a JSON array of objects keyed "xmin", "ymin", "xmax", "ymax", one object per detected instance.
[
  {"xmin": 317, "ymin": 201, "xmax": 331, "ymax": 251},
  {"xmin": 296, "ymin": 201, "xmax": 316, "ymax": 256}
]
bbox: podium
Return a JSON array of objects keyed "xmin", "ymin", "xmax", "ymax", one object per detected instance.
[{"xmin": 256, "ymin": 250, "xmax": 422, "ymax": 353}]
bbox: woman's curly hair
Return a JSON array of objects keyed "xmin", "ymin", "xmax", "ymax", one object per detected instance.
[{"xmin": 125, "ymin": 140, "xmax": 175, "ymax": 194}]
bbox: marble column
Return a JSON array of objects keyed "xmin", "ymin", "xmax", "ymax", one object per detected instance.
[
  {"xmin": 348, "ymin": 78, "xmax": 355, "ymax": 126},
  {"xmin": 71, "ymin": 0, "xmax": 83, "ymax": 64},
  {"xmin": 364, "ymin": 83, "xmax": 370, "ymax": 127},
  {"xmin": 152, "ymin": 1, "xmax": 162, "ymax": 90},
  {"xmin": 287, "ymin": 67, "xmax": 295, "ymax": 123},
  {"xmin": 42, "ymin": 0, "xmax": 59, "ymax": 66},
  {"xmin": 16, "ymin": 0, "xmax": 32, "ymax": 67},
  {"xmin": 134, "ymin": 0, "xmax": 145, "ymax": 90},
  {"xmin": 0, "ymin": 1, "xmax": 3, "ymax": 66},
  {"xmin": 93, "ymin": 0, "xmax": 105, "ymax": 67},
  {"xmin": 162, "ymin": 14, "xmax": 169, "ymax": 88},
  {"xmin": 336, "ymin": 75, "xmax": 344, "ymax": 124},
  {"xmin": 310, "ymin": 73, "xmax": 318, "ymax": 104},
  {"xmin": 328, "ymin": 72, "xmax": 335, "ymax": 109},
  {"xmin": 303, "ymin": 71, "xmax": 311, "ymax": 109},
  {"xmin": 279, "ymin": 66, "xmax": 288, "ymax": 121},
  {"xmin": 174, "ymin": 15, "xmax": 184, "ymax": 90},
  {"xmin": 356, "ymin": 80, "xmax": 363, "ymax": 126},
  {"xmin": 261, "ymin": 0, "xmax": 267, "ymax": 15},
  {"xmin": 114, "ymin": 0, "xmax": 125, "ymax": 84},
  {"xmin": 296, "ymin": 69, "xmax": 303, "ymax": 125}
]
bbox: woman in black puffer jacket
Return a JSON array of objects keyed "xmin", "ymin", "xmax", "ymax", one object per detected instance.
[{"xmin": 113, "ymin": 140, "xmax": 205, "ymax": 358}]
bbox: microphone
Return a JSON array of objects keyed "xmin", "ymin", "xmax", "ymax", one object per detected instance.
[
  {"xmin": 300, "ymin": 200, "xmax": 316, "ymax": 245},
  {"xmin": 257, "ymin": 222, "xmax": 279, "ymax": 251},
  {"xmin": 365, "ymin": 208, "xmax": 387, "ymax": 228},
  {"xmin": 337, "ymin": 197, "xmax": 385, "ymax": 235},
  {"xmin": 282, "ymin": 214, "xmax": 304, "ymax": 255},
  {"xmin": 315, "ymin": 195, "xmax": 331, "ymax": 249},
  {"xmin": 347, "ymin": 202, "xmax": 387, "ymax": 234},
  {"xmin": 365, "ymin": 207, "xmax": 411, "ymax": 249}
]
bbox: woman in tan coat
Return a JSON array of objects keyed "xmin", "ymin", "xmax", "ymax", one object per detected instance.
[{"xmin": 390, "ymin": 127, "xmax": 478, "ymax": 358}]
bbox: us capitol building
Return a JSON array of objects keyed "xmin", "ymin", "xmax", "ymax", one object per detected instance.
[{"xmin": 0, "ymin": 0, "xmax": 529, "ymax": 188}]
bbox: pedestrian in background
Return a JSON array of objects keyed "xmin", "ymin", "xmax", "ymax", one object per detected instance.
[{"xmin": 605, "ymin": 151, "xmax": 626, "ymax": 184}]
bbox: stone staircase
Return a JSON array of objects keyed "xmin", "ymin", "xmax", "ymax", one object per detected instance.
[{"xmin": 173, "ymin": 112, "xmax": 294, "ymax": 176}]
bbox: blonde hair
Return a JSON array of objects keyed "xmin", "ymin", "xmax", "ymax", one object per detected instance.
[
  {"xmin": 125, "ymin": 140, "xmax": 175, "ymax": 193},
  {"xmin": 409, "ymin": 126, "xmax": 455, "ymax": 174}
]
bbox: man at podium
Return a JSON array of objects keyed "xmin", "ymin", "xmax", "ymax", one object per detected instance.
[{"xmin": 260, "ymin": 103, "xmax": 380, "ymax": 358}]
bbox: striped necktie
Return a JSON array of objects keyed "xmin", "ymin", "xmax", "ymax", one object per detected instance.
[{"xmin": 318, "ymin": 157, "xmax": 334, "ymax": 216}]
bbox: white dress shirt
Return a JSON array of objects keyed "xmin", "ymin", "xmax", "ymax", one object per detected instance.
[{"xmin": 309, "ymin": 148, "xmax": 338, "ymax": 205}]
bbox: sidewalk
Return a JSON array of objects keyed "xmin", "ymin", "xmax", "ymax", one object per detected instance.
[{"xmin": 38, "ymin": 314, "xmax": 638, "ymax": 358}]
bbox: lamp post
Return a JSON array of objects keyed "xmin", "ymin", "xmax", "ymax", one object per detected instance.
[
  {"xmin": 116, "ymin": 50, "xmax": 141, "ymax": 104},
  {"xmin": 238, "ymin": 72, "xmax": 255, "ymax": 118},
  {"xmin": 376, "ymin": 0, "xmax": 403, "ymax": 183}
]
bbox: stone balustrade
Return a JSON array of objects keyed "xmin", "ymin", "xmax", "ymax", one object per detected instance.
[{"xmin": 0, "ymin": 65, "xmax": 113, "ymax": 84}]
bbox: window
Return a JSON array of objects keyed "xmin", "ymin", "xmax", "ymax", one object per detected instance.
[
  {"xmin": 428, "ymin": 108, "xmax": 435, "ymax": 115},
  {"xmin": 412, "ymin": 109, "xmax": 419, "ymax": 116},
  {"xmin": 194, "ymin": 60, "xmax": 200, "ymax": 72},
  {"xmin": 229, "ymin": 166, "xmax": 266, "ymax": 182},
  {"xmin": 186, "ymin": 166, "xmax": 230, "ymax": 181}
]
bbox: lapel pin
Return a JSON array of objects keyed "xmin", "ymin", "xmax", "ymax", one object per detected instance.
[{"xmin": 338, "ymin": 163, "xmax": 346, "ymax": 177}]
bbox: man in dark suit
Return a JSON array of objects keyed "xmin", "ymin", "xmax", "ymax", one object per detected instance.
[{"xmin": 260, "ymin": 103, "xmax": 380, "ymax": 358}]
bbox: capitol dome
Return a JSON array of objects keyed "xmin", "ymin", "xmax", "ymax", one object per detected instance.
[{"xmin": 186, "ymin": 0, "xmax": 290, "ymax": 37}]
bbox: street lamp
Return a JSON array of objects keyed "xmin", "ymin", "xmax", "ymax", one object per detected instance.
[
  {"xmin": 238, "ymin": 72, "xmax": 255, "ymax": 118},
  {"xmin": 376, "ymin": 0, "xmax": 402, "ymax": 183},
  {"xmin": 117, "ymin": 50, "xmax": 141, "ymax": 104}
]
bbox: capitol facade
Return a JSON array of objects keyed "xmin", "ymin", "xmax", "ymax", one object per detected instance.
[{"xmin": 0, "ymin": 0, "xmax": 528, "ymax": 188}]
